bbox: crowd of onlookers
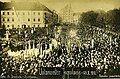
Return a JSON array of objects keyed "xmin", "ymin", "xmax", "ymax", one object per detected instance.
[{"xmin": 0, "ymin": 25, "xmax": 120, "ymax": 77}]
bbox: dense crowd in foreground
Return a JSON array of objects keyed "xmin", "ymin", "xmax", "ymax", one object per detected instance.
[{"xmin": 0, "ymin": 26, "xmax": 120, "ymax": 77}]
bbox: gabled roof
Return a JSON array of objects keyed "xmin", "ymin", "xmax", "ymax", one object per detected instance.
[{"xmin": 1, "ymin": 1, "xmax": 51, "ymax": 12}]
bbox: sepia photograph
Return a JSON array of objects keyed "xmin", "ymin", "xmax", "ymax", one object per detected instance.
[{"xmin": 0, "ymin": 0, "xmax": 120, "ymax": 79}]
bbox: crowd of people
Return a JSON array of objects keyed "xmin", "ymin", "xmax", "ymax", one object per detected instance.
[{"xmin": 0, "ymin": 25, "xmax": 120, "ymax": 77}]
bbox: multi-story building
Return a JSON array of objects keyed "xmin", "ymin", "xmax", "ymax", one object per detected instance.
[
  {"xmin": 0, "ymin": 1, "xmax": 57, "ymax": 29},
  {"xmin": 59, "ymin": 4, "xmax": 81, "ymax": 25},
  {"xmin": 0, "ymin": 1, "xmax": 58, "ymax": 56},
  {"xmin": 59, "ymin": 4, "xmax": 74, "ymax": 23},
  {"xmin": 73, "ymin": 12, "xmax": 81, "ymax": 25}
]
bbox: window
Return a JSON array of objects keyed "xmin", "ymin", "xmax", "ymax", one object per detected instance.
[
  {"xmin": 17, "ymin": 12, "xmax": 19, "ymax": 15},
  {"xmin": 44, "ymin": 13, "xmax": 46, "ymax": 15},
  {"xmin": 33, "ymin": 25, "xmax": 35, "ymax": 27},
  {"xmin": 7, "ymin": 18, "xmax": 9, "ymax": 21},
  {"xmin": 7, "ymin": 12, "xmax": 9, "ymax": 15},
  {"xmin": 33, "ymin": 19, "xmax": 35, "ymax": 21},
  {"xmin": 7, "ymin": 25, "xmax": 9, "ymax": 27},
  {"xmin": 38, "ymin": 18, "xmax": 40, "ymax": 21},
  {"xmin": 28, "ymin": 18, "xmax": 30, "ymax": 21},
  {"xmin": 2, "ymin": 24, "xmax": 5, "ymax": 27},
  {"xmin": 3, "ymin": 18, "xmax": 5, "ymax": 21},
  {"xmin": 12, "ymin": 24, "xmax": 14, "ymax": 28},
  {"xmin": 12, "ymin": 18, "xmax": 14, "ymax": 21},
  {"xmin": 12, "ymin": 12, "xmax": 14, "ymax": 15},
  {"xmin": 3, "ymin": 12, "xmax": 5, "ymax": 15},
  {"xmin": 33, "ymin": 12, "xmax": 35, "ymax": 15},
  {"xmin": 38, "ymin": 12, "xmax": 40, "ymax": 15},
  {"xmin": 23, "ymin": 12, "xmax": 25, "ymax": 15}
]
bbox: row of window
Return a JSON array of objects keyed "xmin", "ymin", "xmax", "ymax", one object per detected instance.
[
  {"xmin": 2, "ymin": 18, "xmax": 41, "ymax": 22},
  {"xmin": 2, "ymin": 24, "xmax": 41, "ymax": 28},
  {"xmin": 2, "ymin": 24, "xmax": 14, "ymax": 28},
  {"xmin": 2, "ymin": 12, "xmax": 41, "ymax": 15},
  {"xmin": 2, "ymin": 18, "xmax": 14, "ymax": 21},
  {"xmin": 2, "ymin": 12, "xmax": 14, "ymax": 15}
]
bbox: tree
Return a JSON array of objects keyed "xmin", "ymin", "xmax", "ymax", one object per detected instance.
[
  {"xmin": 105, "ymin": 9, "xmax": 120, "ymax": 32},
  {"xmin": 96, "ymin": 10, "xmax": 106, "ymax": 28},
  {"xmin": 80, "ymin": 11, "xmax": 99, "ymax": 26}
]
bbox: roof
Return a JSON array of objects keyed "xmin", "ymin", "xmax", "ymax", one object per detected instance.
[
  {"xmin": 2, "ymin": 1, "xmax": 51, "ymax": 12},
  {"xmin": 60, "ymin": 4, "xmax": 74, "ymax": 13}
]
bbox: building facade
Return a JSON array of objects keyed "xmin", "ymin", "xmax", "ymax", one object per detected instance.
[
  {"xmin": 59, "ymin": 4, "xmax": 74, "ymax": 23},
  {"xmin": 59, "ymin": 4, "xmax": 81, "ymax": 25},
  {"xmin": 0, "ymin": 1, "xmax": 57, "ymax": 29},
  {"xmin": 73, "ymin": 12, "xmax": 81, "ymax": 25}
]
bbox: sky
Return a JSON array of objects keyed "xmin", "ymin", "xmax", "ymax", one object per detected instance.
[{"xmin": 0, "ymin": 0, "xmax": 120, "ymax": 13}]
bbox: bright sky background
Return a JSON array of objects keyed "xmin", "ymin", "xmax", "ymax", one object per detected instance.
[{"xmin": 0, "ymin": 0, "xmax": 120, "ymax": 13}]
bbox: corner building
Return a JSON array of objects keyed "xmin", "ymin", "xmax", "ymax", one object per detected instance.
[
  {"xmin": 0, "ymin": 1, "xmax": 54, "ymax": 29},
  {"xmin": 59, "ymin": 4, "xmax": 74, "ymax": 23}
]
